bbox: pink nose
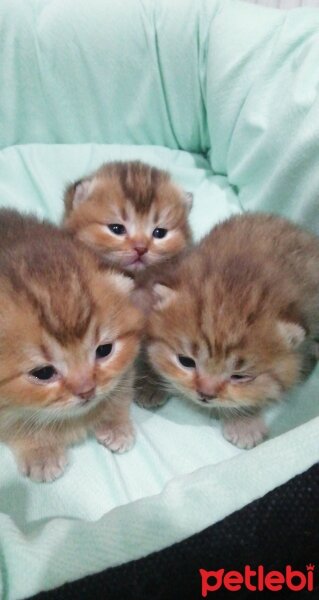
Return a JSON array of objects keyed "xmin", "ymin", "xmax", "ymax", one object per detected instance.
[
  {"xmin": 197, "ymin": 375, "xmax": 224, "ymax": 398},
  {"xmin": 70, "ymin": 377, "xmax": 96, "ymax": 402},
  {"xmin": 134, "ymin": 245, "xmax": 147, "ymax": 256},
  {"xmin": 77, "ymin": 387, "xmax": 96, "ymax": 402}
]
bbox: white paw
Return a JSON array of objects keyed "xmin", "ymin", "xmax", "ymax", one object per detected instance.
[
  {"xmin": 96, "ymin": 423, "xmax": 135, "ymax": 453},
  {"xmin": 135, "ymin": 388, "xmax": 168, "ymax": 409},
  {"xmin": 18, "ymin": 450, "xmax": 67, "ymax": 483},
  {"xmin": 223, "ymin": 416, "xmax": 267, "ymax": 449}
]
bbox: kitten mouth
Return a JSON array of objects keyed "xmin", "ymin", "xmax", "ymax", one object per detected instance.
[
  {"xmin": 199, "ymin": 396, "xmax": 208, "ymax": 404},
  {"xmin": 197, "ymin": 396, "xmax": 244, "ymax": 410},
  {"xmin": 78, "ymin": 397, "xmax": 95, "ymax": 407},
  {"xmin": 198, "ymin": 395, "xmax": 219, "ymax": 406},
  {"xmin": 67, "ymin": 396, "xmax": 98, "ymax": 411},
  {"xmin": 69, "ymin": 392, "xmax": 103, "ymax": 411},
  {"xmin": 126, "ymin": 257, "xmax": 147, "ymax": 270}
]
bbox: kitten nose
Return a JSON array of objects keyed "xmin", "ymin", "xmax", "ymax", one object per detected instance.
[
  {"xmin": 78, "ymin": 387, "xmax": 96, "ymax": 402},
  {"xmin": 134, "ymin": 244, "xmax": 148, "ymax": 256},
  {"xmin": 71, "ymin": 377, "xmax": 96, "ymax": 402},
  {"xmin": 198, "ymin": 375, "xmax": 225, "ymax": 398}
]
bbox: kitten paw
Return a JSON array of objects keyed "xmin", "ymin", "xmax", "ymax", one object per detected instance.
[
  {"xmin": 18, "ymin": 449, "xmax": 67, "ymax": 483},
  {"xmin": 223, "ymin": 416, "xmax": 267, "ymax": 449},
  {"xmin": 135, "ymin": 388, "xmax": 168, "ymax": 409},
  {"xmin": 95, "ymin": 422, "xmax": 135, "ymax": 453}
]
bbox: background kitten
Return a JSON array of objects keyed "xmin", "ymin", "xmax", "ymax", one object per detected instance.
[
  {"xmin": 143, "ymin": 213, "xmax": 319, "ymax": 449},
  {"xmin": 63, "ymin": 160, "xmax": 193, "ymax": 275},
  {"xmin": 0, "ymin": 210, "xmax": 144, "ymax": 482}
]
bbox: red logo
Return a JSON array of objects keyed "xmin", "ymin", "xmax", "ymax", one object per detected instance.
[{"xmin": 200, "ymin": 564, "xmax": 315, "ymax": 595}]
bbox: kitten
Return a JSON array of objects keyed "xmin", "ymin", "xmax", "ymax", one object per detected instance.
[
  {"xmin": 0, "ymin": 210, "xmax": 144, "ymax": 482},
  {"xmin": 143, "ymin": 213, "xmax": 319, "ymax": 449},
  {"xmin": 63, "ymin": 161, "xmax": 192, "ymax": 408},
  {"xmin": 63, "ymin": 160, "xmax": 193, "ymax": 276}
]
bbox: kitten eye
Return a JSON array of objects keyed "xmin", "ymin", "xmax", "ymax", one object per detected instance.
[
  {"xmin": 230, "ymin": 374, "xmax": 254, "ymax": 384},
  {"xmin": 108, "ymin": 224, "xmax": 126, "ymax": 235},
  {"xmin": 29, "ymin": 366, "xmax": 57, "ymax": 382},
  {"xmin": 178, "ymin": 355, "xmax": 196, "ymax": 369},
  {"xmin": 96, "ymin": 343, "xmax": 113, "ymax": 360},
  {"xmin": 152, "ymin": 228, "xmax": 168, "ymax": 239}
]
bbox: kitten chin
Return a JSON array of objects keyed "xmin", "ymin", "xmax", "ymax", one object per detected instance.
[
  {"xmin": 62, "ymin": 160, "xmax": 193, "ymax": 276},
  {"xmin": 143, "ymin": 213, "xmax": 319, "ymax": 449},
  {"xmin": 0, "ymin": 209, "xmax": 144, "ymax": 482}
]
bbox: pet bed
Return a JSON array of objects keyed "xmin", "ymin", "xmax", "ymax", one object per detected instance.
[{"xmin": 0, "ymin": 1, "xmax": 318, "ymax": 598}]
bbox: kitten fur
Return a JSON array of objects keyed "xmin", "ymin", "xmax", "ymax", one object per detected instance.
[
  {"xmin": 144, "ymin": 213, "xmax": 319, "ymax": 449},
  {"xmin": 0, "ymin": 210, "xmax": 144, "ymax": 482},
  {"xmin": 63, "ymin": 160, "xmax": 193, "ymax": 276}
]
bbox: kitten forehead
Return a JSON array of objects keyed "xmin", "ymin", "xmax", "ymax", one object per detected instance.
[
  {"xmin": 150, "ymin": 277, "xmax": 248, "ymax": 362},
  {"xmin": 24, "ymin": 268, "xmax": 94, "ymax": 344},
  {"xmin": 29, "ymin": 323, "xmax": 96, "ymax": 370},
  {"xmin": 0, "ymin": 211, "xmax": 107, "ymax": 346},
  {"xmin": 95, "ymin": 161, "xmax": 191, "ymax": 217},
  {"xmin": 112, "ymin": 161, "xmax": 169, "ymax": 213},
  {"xmin": 149, "ymin": 202, "xmax": 176, "ymax": 226}
]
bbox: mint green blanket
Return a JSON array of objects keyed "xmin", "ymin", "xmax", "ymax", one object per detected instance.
[{"xmin": 0, "ymin": 1, "xmax": 319, "ymax": 598}]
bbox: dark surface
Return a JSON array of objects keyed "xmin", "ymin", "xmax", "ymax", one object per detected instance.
[{"xmin": 32, "ymin": 463, "xmax": 319, "ymax": 600}]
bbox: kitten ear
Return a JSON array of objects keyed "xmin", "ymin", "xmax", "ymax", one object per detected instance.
[
  {"xmin": 153, "ymin": 283, "xmax": 177, "ymax": 310},
  {"xmin": 182, "ymin": 191, "xmax": 193, "ymax": 211},
  {"xmin": 64, "ymin": 178, "xmax": 95, "ymax": 213},
  {"xmin": 277, "ymin": 320, "xmax": 306, "ymax": 349},
  {"xmin": 72, "ymin": 179, "xmax": 95, "ymax": 207},
  {"xmin": 131, "ymin": 282, "xmax": 176, "ymax": 315}
]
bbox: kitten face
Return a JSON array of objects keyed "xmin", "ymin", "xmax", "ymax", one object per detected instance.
[
  {"xmin": 0, "ymin": 281, "xmax": 141, "ymax": 421},
  {"xmin": 0, "ymin": 213, "xmax": 143, "ymax": 429},
  {"xmin": 146, "ymin": 283, "xmax": 304, "ymax": 412},
  {"xmin": 63, "ymin": 161, "xmax": 192, "ymax": 273},
  {"xmin": 144, "ymin": 212, "xmax": 319, "ymax": 413}
]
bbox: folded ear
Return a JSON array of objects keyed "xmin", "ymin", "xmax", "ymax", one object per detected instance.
[
  {"xmin": 183, "ymin": 191, "xmax": 193, "ymax": 211},
  {"xmin": 130, "ymin": 282, "xmax": 177, "ymax": 316},
  {"xmin": 64, "ymin": 178, "xmax": 94, "ymax": 214},
  {"xmin": 277, "ymin": 320, "xmax": 306, "ymax": 349},
  {"xmin": 153, "ymin": 283, "xmax": 177, "ymax": 310}
]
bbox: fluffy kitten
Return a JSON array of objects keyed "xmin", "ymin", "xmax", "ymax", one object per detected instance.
[
  {"xmin": 143, "ymin": 213, "xmax": 319, "ymax": 449},
  {"xmin": 0, "ymin": 210, "xmax": 144, "ymax": 482},
  {"xmin": 63, "ymin": 160, "xmax": 193, "ymax": 275}
]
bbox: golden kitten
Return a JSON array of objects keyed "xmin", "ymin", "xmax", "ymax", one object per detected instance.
[
  {"xmin": 63, "ymin": 160, "xmax": 193, "ymax": 274},
  {"xmin": 0, "ymin": 210, "xmax": 144, "ymax": 482},
  {"xmin": 143, "ymin": 213, "xmax": 319, "ymax": 449}
]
